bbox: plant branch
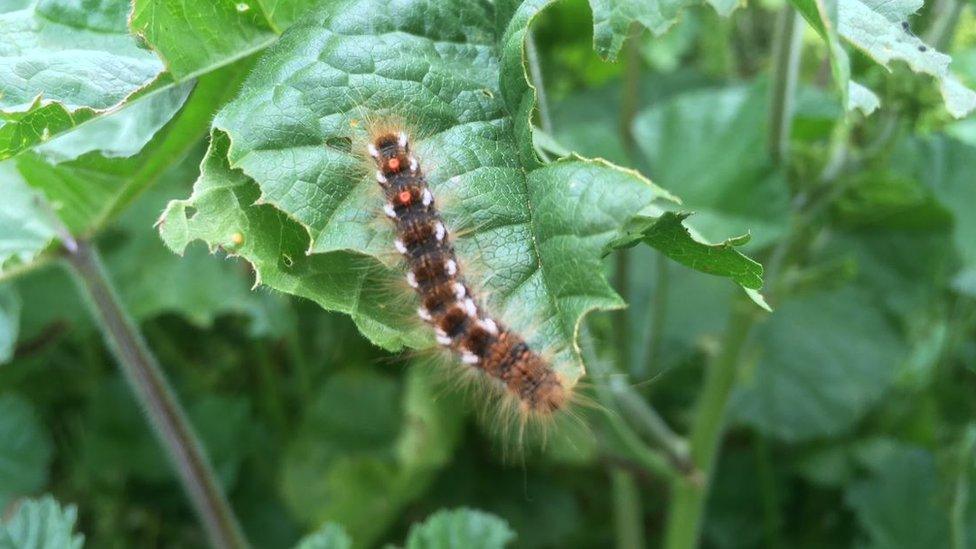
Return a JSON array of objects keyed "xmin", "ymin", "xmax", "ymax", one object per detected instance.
[
  {"xmin": 768, "ymin": 6, "xmax": 803, "ymax": 165},
  {"xmin": 951, "ymin": 425, "xmax": 976, "ymax": 549},
  {"xmin": 924, "ymin": 0, "xmax": 963, "ymax": 51},
  {"xmin": 607, "ymin": 375, "xmax": 697, "ymax": 477},
  {"xmin": 662, "ymin": 299, "xmax": 758, "ymax": 549},
  {"xmin": 643, "ymin": 254, "xmax": 670, "ymax": 377},
  {"xmin": 64, "ymin": 239, "xmax": 249, "ymax": 549},
  {"xmin": 611, "ymin": 469, "xmax": 646, "ymax": 549}
]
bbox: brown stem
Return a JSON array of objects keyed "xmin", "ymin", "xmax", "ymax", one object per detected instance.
[{"xmin": 64, "ymin": 240, "xmax": 249, "ymax": 549}]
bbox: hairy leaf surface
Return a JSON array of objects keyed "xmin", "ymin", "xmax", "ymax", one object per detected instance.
[{"xmin": 0, "ymin": 0, "xmax": 165, "ymax": 160}]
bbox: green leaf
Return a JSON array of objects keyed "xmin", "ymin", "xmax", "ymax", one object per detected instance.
[
  {"xmin": 795, "ymin": 0, "xmax": 976, "ymax": 117},
  {"xmin": 282, "ymin": 368, "xmax": 463, "ymax": 546},
  {"xmin": 0, "ymin": 495, "xmax": 84, "ymax": 549},
  {"xmin": 106, "ymin": 147, "xmax": 274, "ymax": 328},
  {"xmin": 0, "ymin": 60, "xmax": 253, "ymax": 284},
  {"xmin": 129, "ymin": 0, "xmax": 317, "ymax": 81},
  {"xmin": 845, "ymin": 445, "xmax": 949, "ymax": 548},
  {"xmin": 589, "ymin": 0, "xmax": 739, "ymax": 61},
  {"xmin": 295, "ymin": 523, "xmax": 352, "ymax": 549},
  {"xmin": 907, "ymin": 136, "xmax": 976, "ymax": 276},
  {"xmin": 0, "ymin": 0, "xmax": 166, "ymax": 160},
  {"xmin": 730, "ymin": 286, "xmax": 906, "ymax": 441},
  {"xmin": 632, "ymin": 83, "xmax": 791, "ymax": 250},
  {"xmin": 33, "ymin": 83, "xmax": 193, "ymax": 164},
  {"xmin": 405, "ymin": 508, "xmax": 515, "ymax": 549},
  {"xmin": 614, "ymin": 211, "xmax": 764, "ymax": 291},
  {"xmin": 0, "ymin": 393, "xmax": 53, "ymax": 510},
  {"xmin": 159, "ymin": 0, "xmax": 709, "ymax": 385},
  {"xmin": 80, "ymin": 378, "xmax": 252, "ymax": 489},
  {"xmin": 0, "ymin": 285, "xmax": 19, "ymax": 364},
  {"xmin": 0, "ymin": 162, "xmax": 59, "ymax": 275}
]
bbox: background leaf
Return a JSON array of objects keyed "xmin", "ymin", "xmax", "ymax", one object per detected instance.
[
  {"xmin": 0, "ymin": 495, "xmax": 84, "ymax": 549},
  {"xmin": 0, "ymin": 394, "xmax": 52, "ymax": 511},
  {"xmin": 295, "ymin": 523, "xmax": 352, "ymax": 549},
  {"xmin": 730, "ymin": 287, "xmax": 906, "ymax": 441},
  {"xmin": 0, "ymin": 286, "xmax": 18, "ymax": 363},
  {"xmin": 404, "ymin": 508, "xmax": 515, "ymax": 549}
]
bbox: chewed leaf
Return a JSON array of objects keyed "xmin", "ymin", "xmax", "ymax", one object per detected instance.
[
  {"xmin": 611, "ymin": 211, "xmax": 766, "ymax": 308},
  {"xmin": 589, "ymin": 0, "xmax": 740, "ymax": 61},
  {"xmin": 0, "ymin": 0, "xmax": 166, "ymax": 159},
  {"xmin": 159, "ymin": 0, "xmax": 764, "ymax": 386},
  {"xmin": 797, "ymin": 0, "xmax": 976, "ymax": 117}
]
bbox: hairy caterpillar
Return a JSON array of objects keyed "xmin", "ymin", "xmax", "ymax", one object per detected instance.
[{"xmin": 367, "ymin": 129, "xmax": 569, "ymax": 415}]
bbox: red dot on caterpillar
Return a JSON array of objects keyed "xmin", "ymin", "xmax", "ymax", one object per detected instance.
[
  {"xmin": 388, "ymin": 157, "xmax": 401, "ymax": 172},
  {"xmin": 397, "ymin": 190, "xmax": 412, "ymax": 206}
]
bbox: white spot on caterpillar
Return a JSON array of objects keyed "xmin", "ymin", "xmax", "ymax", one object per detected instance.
[
  {"xmin": 461, "ymin": 351, "xmax": 479, "ymax": 364},
  {"xmin": 398, "ymin": 132, "xmax": 408, "ymax": 147},
  {"xmin": 367, "ymin": 143, "xmax": 380, "ymax": 158},
  {"xmin": 409, "ymin": 156, "xmax": 418, "ymax": 172},
  {"xmin": 463, "ymin": 298, "xmax": 477, "ymax": 316},
  {"xmin": 418, "ymin": 307, "xmax": 432, "ymax": 321},
  {"xmin": 453, "ymin": 282, "xmax": 466, "ymax": 299},
  {"xmin": 383, "ymin": 204, "xmax": 397, "ymax": 218},
  {"xmin": 435, "ymin": 222, "xmax": 446, "ymax": 241},
  {"xmin": 435, "ymin": 328, "xmax": 451, "ymax": 346},
  {"xmin": 480, "ymin": 318, "xmax": 499, "ymax": 335},
  {"xmin": 421, "ymin": 188, "xmax": 433, "ymax": 206},
  {"xmin": 394, "ymin": 239, "xmax": 407, "ymax": 254},
  {"xmin": 376, "ymin": 170, "xmax": 387, "ymax": 184},
  {"xmin": 445, "ymin": 259, "xmax": 457, "ymax": 275},
  {"xmin": 406, "ymin": 272, "xmax": 418, "ymax": 288}
]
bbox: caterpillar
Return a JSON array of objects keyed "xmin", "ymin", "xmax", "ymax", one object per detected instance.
[{"xmin": 367, "ymin": 130, "xmax": 568, "ymax": 415}]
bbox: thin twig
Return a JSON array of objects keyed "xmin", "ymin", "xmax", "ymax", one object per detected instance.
[
  {"xmin": 64, "ymin": 240, "xmax": 249, "ymax": 549},
  {"xmin": 768, "ymin": 6, "xmax": 803, "ymax": 165}
]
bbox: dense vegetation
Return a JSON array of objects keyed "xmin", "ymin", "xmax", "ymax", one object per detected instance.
[{"xmin": 1, "ymin": 0, "xmax": 974, "ymax": 547}]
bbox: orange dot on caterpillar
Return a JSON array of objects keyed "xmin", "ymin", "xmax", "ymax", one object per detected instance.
[{"xmin": 397, "ymin": 190, "xmax": 412, "ymax": 206}]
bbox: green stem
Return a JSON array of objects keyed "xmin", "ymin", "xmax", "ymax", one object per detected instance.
[
  {"xmin": 663, "ymin": 300, "xmax": 758, "ymax": 549},
  {"xmin": 620, "ymin": 23, "xmax": 642, "ymax": 156},
  {"xmin": 608, "ymin": 375, "xmax": 695, "ymax": 476},
  {"xmin": 768, "ymin": 6, "xmax": 803, "ymax": 165},
  {"xmin": 64, "ymin": 240, "xmax": 249, "ymax": 549},
  {"xmin": 615, "ymin": 24, "xmax": 642, "ymax": 372},
  {"xmin": 611, "ymin": 469, "xmax": 646, "ymax": 549},
  {"xmin": 644, "ymin": 253, "xmax": 670, "ymax": 377},
  {"xmin": 951, "ymin": 425, "xmax": 976, "ymax": 549},
  {"xmin": 585, "ymin": 329, "xmax": 687, "ymax": 481},
  {"xmin": 924, "ymin": 0, "xmax": 963, "ymax": 50},
  {"xmin": 254, "ymin": 339, "xmax": 288, "ymax": 433},
  {"xmin": 755, "ymin": 434, "xmax": 782, "ymax": 549},
  {"xmin": 285, "ymin": 326, "xmax": 313, "ymax": 406}
]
